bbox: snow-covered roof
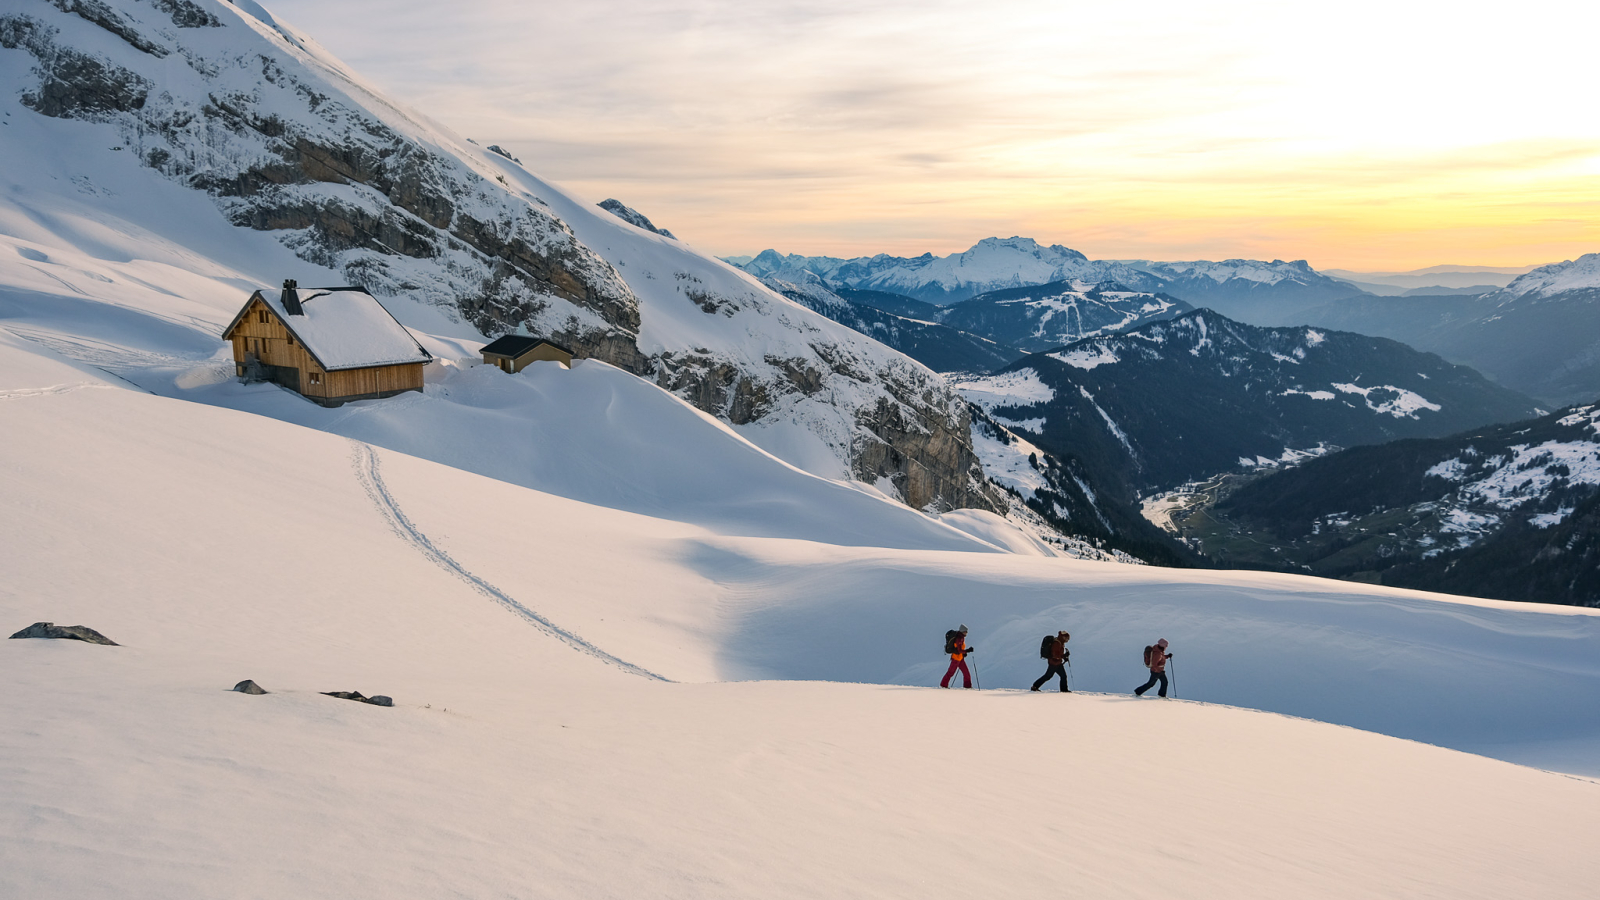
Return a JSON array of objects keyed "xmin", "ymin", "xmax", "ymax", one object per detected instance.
[{"xmin": 229, "ymin": 288, "xmax": 431, "ymax": 371}]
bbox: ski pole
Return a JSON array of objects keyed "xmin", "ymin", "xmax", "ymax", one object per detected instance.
[
  {"xmin": 971, "ymin": 656, "xmax": 980, "ymax": 690},
  {"xmin": 1066, "ymin": 659, "xmax": 1073, "ymax": 692},
  {"xmin": 1169, "ymin": 659, "xmax": 1176, "ymax": 699}
]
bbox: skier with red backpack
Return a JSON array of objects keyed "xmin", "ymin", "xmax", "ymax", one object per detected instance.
[
  {"xmin": 1134, "ymin": 638, "xmax": 1172, "ymax": 697},
  {"xmin": 940, "ymin": 625, "xmax": 975, "ymax": 688},
  {"xmin": 1030, "ymin": 631, "xmax": 1071, "ymax": 692}
]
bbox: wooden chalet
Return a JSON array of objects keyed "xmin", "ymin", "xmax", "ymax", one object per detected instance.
[
  {"xmin": 480, "ymin": 334, "xmax": 575, "ymax": 373},
  {"xmin": 222, "ymin": 280, "xmax": 432, "ymax": 407}
]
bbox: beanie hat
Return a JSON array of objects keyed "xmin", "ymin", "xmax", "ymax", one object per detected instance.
[
  {"xmin": 1157, "ymin": 638, "xmax": 1169, "ymax": 648},
  {"xmin": 958, "ymin": 624, "xmax": 969, "ymax": 633}
]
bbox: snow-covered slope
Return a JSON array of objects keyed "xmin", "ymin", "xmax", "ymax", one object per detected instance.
[
  {"xmin": 4, "ymin": 327, "xmax": 1600, "ymax": 898},
  {"xmin": 1496, "ymin": 252, "xmax": 1600, "ymax": 300},
  {"xmin": 0, "ymin": 0, "xmax": 1001, "ymax": 514},
  {"xmin": 939, "ymin": 280, "xmax": 1190, "ymax": 353}
]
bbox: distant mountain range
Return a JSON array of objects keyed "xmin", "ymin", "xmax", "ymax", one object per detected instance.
[
  {"xmin": 740, "ymin": 238, "xmax": 1158, "ymax": 305},
  {"xmin": 1178, "ymin": 400, "xmax": 1600, "ymax": 606},
  {"xmin": 955, "ymin": 309, "xmax": 1545, "ymax": 505},
  {"xmin": 1300, "ymin": 254, "xmax": 1600, "ymax": 405},
  {"xmin": 759, "ymin": 274, "xmax": 1022, "ymax": 374},
  {"xmin": 735, "ymin": 240, "xmax": 1364, "ymax": 317},
  {"xmin": 751, "ymin": 270, "xmax": 1191, "ymax": 373},
  {"xmin": 1322, "ymin": 264, "xmax": 1542, "ymax": 296},
  {"xmin": 735, "ymin": 244, "xmax": 1600, "ymax": 405}
]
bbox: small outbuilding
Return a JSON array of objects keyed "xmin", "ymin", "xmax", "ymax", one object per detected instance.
[
  {"xmin": 222, "ymin": 280, "xmax": 432, "ymax": 407},
  {"xmin": 480, "ymin": 335, "xmax": 575, "ymax": 373}
]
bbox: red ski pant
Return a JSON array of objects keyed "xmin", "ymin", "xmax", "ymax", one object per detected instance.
[{"xmin": 941, "ymin": 658, "xmax": 972, "ymax": 688}]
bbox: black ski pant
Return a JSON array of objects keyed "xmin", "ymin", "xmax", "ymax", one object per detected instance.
[
  {"xmin": 1135, "ymin": 670, "xmax": 1168, "ymax": 697},
  {"xmin": 1032, "ymin": 663, "xmax": 1068, "ymax": 692}
]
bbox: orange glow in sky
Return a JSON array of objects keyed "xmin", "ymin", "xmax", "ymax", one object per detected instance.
[{"xmin": 269, "ymin": 0, "xmax": 1599, "ymax": 269}]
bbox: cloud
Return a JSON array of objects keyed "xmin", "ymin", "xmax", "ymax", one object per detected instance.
[{"xmin": 264, "ymin": 0, "xmax": 1600, "ymax": 267}]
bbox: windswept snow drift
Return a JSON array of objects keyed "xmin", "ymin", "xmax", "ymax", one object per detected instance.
[{"xmin": 3, "ymin": 330, "xmax": 1600, "ymax": 898}]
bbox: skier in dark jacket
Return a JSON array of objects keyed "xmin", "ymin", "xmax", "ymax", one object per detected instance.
[
  {"xmin": 940, "ymin": 624, "xmax": 974, "ymax": 688},
  {"xmin": 1134, "ymin": 638, "xmax": 1171, "ymax": 697},
  {"xmin": 1031, "ymin": 631, "xmax": 1071, "ymax": 692}
]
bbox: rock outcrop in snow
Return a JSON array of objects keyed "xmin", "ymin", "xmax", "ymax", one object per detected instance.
[
  {"xmin": 597, "ymin": 198, "xmax": 675, "ymax": 239},
  {"xmin": 8, "ymin": 622, "xmax": 119, "ymax": 645}
]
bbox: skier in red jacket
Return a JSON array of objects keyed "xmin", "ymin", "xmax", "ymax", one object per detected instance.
[
  {"xmin": 940, "ymin": 624, "xmax": 974, "ymax": 688},
  {"xmin": 1134, "ymin": 638, "xmax": 1172, "ymax": 697}
]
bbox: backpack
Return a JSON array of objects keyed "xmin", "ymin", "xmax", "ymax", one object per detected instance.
[
  {"xmin": 1040, "ymin": 634, "xmax": 1055, "ymax": 659},
  {"xmin": 1143, "ymin": 645, "xmax": 1154, "ymax": 666},
  {"xmin": 945, "ymin": 630, "xmax": 961, "ymax": 654}
]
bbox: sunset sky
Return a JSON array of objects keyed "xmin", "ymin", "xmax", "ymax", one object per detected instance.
[{"xmin": 269, "ymin": 0, "xmax": 1600, "ymax": 270}]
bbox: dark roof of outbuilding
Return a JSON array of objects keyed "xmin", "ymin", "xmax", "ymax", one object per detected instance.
[{"xmin": 480, "ymin": 335, "xmax": 574, "ymax": 359}]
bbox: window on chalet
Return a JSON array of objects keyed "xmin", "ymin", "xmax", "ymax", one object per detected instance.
[
  {"xmin": 257, "ymin": 310, "xmax": 269, "ymax": 324},
  {"xmin": 309, "ymin": 371, "xmax": 322, "ymax": 385}
]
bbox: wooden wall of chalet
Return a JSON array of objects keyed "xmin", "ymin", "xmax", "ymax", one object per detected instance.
[
  {"xmin": 323, "ymin": 362, "xmax": 424, "ymax": 400},
  {"xmin": 501, "ymin": 343, "xmax": 574, "ymax": 373},
  {"xmin": 229, "ymin": 297, "xmax": 422, "ymax": 404}
]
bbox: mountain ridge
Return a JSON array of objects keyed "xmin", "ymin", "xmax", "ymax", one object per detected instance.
[{"xmin": 956, "ymin": 309, "xmax": 1545, "ymax": 540}]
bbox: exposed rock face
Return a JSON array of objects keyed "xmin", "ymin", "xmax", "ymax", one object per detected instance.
[
  {"xmin": 322, "ymin": 691, "xmax": 393, "ymax": 707},
  {"xmin": 856, "ymin": 395, "xmax": 988, "ymax": 510},
  {"xmin": 9, "ymin": 622, "xmax": 119, "ymax": 645},
  {"xmin": 598, "ymin": 198, "xmax": 675, "ymax": 239},
  {"xmin": 233, "ymin": 679, "xmax": 268, "ymax": 694}
]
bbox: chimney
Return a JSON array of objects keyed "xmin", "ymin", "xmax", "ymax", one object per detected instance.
[{"xmin": 282, "ymin": 278, "xmax": 303, "ymax": 316}]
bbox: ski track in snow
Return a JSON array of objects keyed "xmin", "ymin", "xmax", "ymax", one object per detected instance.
[
  {"xmin": 347, "ymin": 439, "xmax": 670, "ymax": 682},
  {"xmin": 0, "ymin": 382, "xmax": 115, "ymax": 401}
]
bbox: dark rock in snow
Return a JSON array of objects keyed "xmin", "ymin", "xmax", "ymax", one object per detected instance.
[
  {"xmin": 485, "ymin": 144, "xmax": 520, "ymax": 164},
  {"xmin": 597, "ymin": 198, "xmax": 675, "ymax": 239},
  {"xmin": 322, "ymin": 690, "xmax": 392, "ymax": 707},
  {"xmin": 233, "ymin": 679, "xmax": 268, "ymax": 695},
  {"xmin": 9, "ymin": 621, "xmax": 119, "ymax": 645}
]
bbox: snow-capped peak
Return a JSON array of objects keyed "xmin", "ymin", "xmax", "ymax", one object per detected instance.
[
  {"xmin": 1145, "ymin": 259, "xmax": 1319, "ymax": 286},
  {"xmin": 1497, "ymin": 252, "xmax": 1600, "ymax": 299}
]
